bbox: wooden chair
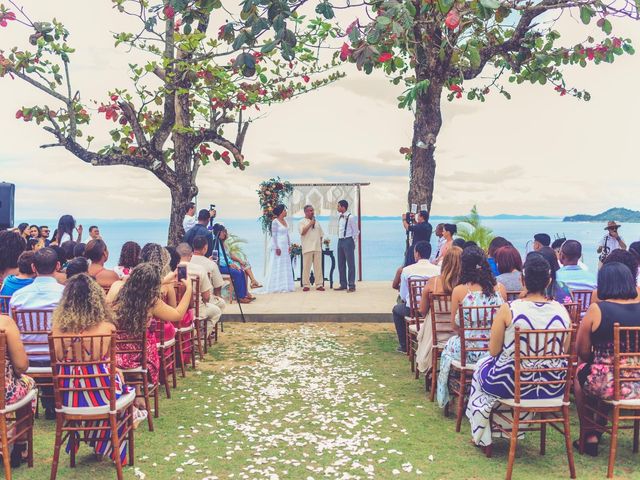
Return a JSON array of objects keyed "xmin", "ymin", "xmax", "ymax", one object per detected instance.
[
  {"xmin": 155, "ymin": 319, "xmax": 177, "ymax": 398},
  {"xmin": 48, "ymin": 333, "xmax": 135, "ymax": 480},
  {"xmin": 571, "ymin": 289, "xmax": 593, "ymax": 316},
  {"xmin": 562, "ymin": 302, "xmax": 580, "ymax": 382},
  {"xmin": 487, "ymin": 326, "xmax": 575, "ymax": 480},
  {"xmin": 12, "ymin": 309, "xmax": 53, "ymax": 416},
  {"xmin": 173, "ymin": 282, "xmax": 198, "ymax": 376},
  {"xmin": 580, "ymin": 324, "xmax": 640, "ymax": 478},
  {"xmin": 0, "ymin": 296, "xmax": 10, "ymax": 315},
  {"xmin": 506, "ymin": 291, "xmax": 522, "ymax": 302},
  {"xmin": 428, "ymin": 293, "xmax": 453, "ymax": 401},
  {"xmin": 449, "ymin": 304, "xmax": 499, "ymax": 432},
  {"xmin": 115, "ymin": 329, "xmax": 159, "ymax": 432},
  {"xmin": 407, "ymin": 278, "xmax": 429, "ymax": 374},
  {"xmin": 0, "ymin": 331, "xmax": 37, "ymax": 480}
]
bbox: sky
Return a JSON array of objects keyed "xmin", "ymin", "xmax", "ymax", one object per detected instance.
[{"xmin": 1, "ymin": 1, "xmax": 639, "ymax": 221}]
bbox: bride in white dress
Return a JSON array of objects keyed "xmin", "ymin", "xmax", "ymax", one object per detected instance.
[{"xmin": 263, "ymin": 204, "xmax": 295, "ymax": 293}]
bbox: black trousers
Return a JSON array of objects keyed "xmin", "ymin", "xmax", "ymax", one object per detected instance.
[
  {"xmin": 337, "ymin": 237, "xmax": 356, "ymax": 289},
  {"xmin": 392, "ymin": 303, "xmax": 411, "ymax": 351}
]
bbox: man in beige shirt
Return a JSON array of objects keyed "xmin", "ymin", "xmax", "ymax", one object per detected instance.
[{"xmin": 298, "ymin": 205, "xmax": 325, "ymax": 291}]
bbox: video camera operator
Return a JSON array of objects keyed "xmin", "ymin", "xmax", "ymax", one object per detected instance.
[
  {"xmin": 402, "ymin": 210, "xmax": 433, "ymax": 266},
  {"xmin": 183, "ymin": 209, "xmax": 215, "ymax": 258}
]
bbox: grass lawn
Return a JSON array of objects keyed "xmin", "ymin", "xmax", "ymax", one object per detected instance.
[{"xmin": 11, "ymin": 322, "xmax": 640, "ymax": 479}]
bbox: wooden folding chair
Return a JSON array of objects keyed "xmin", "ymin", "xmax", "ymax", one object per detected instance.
[
  {"xmin": 115, "ymin": 329, "xmax": 159, "ymax": 432},
  {"xmin": 506, "ymin": 291, "xmax": 522, "ymax": 302},
  {"xmin": 155, "ymin": 319, "xmax": 177, "ymax": 398},
  {"xmin": 174, "ymin": 282, "xmax": 198, "ymax": 376},
  {"xmin": 48, "ymin": 333, "xmax": 135, "ymax": 480},
  {"xmin": 12, "ymin": 309, "xmax": 53, "ymax": 416},
  {"xmin": 487, "ymin": 326, "xmax": 575, "ymax": 480},
  {"xmin": 0, "ymin": 296, "xmax": 10, "ymax": 315},
  {"xmin": 580, "ymin": 324, "xmax": 640, "ymax": 478},
  {"xmin": 0, "ymin": 331, "xmax": 37, "ymax": 480},
  {"xmin": 428, "ymin": 293, "xmax": 453, "ymax": 401},
  {"xmin": 571, "ymin": 289, "xmax": 593, "ymax": 316},
  {"xmin": 449, "ymin": 304, "xmax": 499, "ymax": 432},
  {"xmin": 407, "ymin": 278, "xmax": 429, "ymax": 375}
]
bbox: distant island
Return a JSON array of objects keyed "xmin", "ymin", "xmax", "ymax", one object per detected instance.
[{"xmin": 563, "ymin": 207, "xmax": 640, "ymax": 223}]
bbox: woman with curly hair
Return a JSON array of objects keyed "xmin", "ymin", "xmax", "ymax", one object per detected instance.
[
  {"xmin": 436, "ymin": 245, "xmax": 507, "ymax": 409},
  {"xmin": 51, "ymin": 274, "xmax": 138, "ymax": 465},
  {"xmin": 108, "ymin": 263, "xmax": 192, "ymax": 400},
  {"xmin": 113, "ymin": 241, "xmax": 141, "ymax": 279}
]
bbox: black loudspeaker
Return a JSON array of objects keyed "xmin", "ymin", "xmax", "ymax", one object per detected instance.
[{"xmin": 0, "ymin": 182, "xmax": 15, "ymax": 230}]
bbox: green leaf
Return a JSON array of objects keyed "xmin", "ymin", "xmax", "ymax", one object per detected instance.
[
  {"xmin": 479, "ymin": 0, "xmax": 500, "ymax": 10},
  {"xmin": 376, "ymin": 16, "xmax": 391, "ymax": 26},
  {"xmin": 405, "ymin": 1, "xmax": 416, "ymax": 17},
  {"xmin": 314, "ymin": 2, "xmax": 335, "ymax": 19},
  {"xmin": 261, "ymin": 40, "xmax": 277, "ymax": 54},
  {"xmin": 623, "ymin": 43, "xmax": 635, "ymax": 54},
  {"xmin": 437, "ymin": 0, "xmax": 454, "ymax": 14},
  {"xmin": 580, "ymin": 6, "xmax": 593, "ymax": 25},
  {"xmin": 467, "ymin": 44, "xmax": 481, "ymax": 68},
  {"xmin": 602, "ymin": 18, "xmax": 612, "ymax": 35}
]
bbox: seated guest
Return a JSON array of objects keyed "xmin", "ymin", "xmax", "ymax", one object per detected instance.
[
  {"xmin": 591, "ymin": 250, "xmax": 640, "ymax": 303},
  {"xmin": 111, "ymin": 263, "xmax": 193, "ymax": 409},
  {"xmin": 165, "ymin": 246, "xmax": 180, "ymax": 271},
  {"xmin": 65, "ymin": 257, "xmax": 89, "ymax": 279},
  {"xmin": 495, "ymin": 245, "xmax": 523, "ymax": 292},
  {"xmin": 529, "ymin": 247, "xmax": 573, "ymax": 303},
  {"xmin": 72, "ymin": 242, "xmax": 86, "ymax": 258},
  {"xmin": 466, "ymin": 254, "xmax": 572, "ymax": 447},
  {"xmin": 0, "ymin": 230, "xmax": 26, "ymax": 282},
  {"xmin": 0, "ymin": 251, "xmax": 35, "ymax": 296},
  {"xmin": 49, "ymin": 245, "xmax": 68, "ymax": 284},
  {"xmin": 114, "ymin": 241, "xmax": 141, "ymax": 279},
  {"xmin": 391, "ymin": 241, "xmax": 441, "ymax": 354},
  {"xmin": 452, "ymin": 238, "xmax": 466, "ymax": 249},
  {"xmin": 84, "ymin": 239, "xmax": 119, "ymax": 289},
  {"xmin": 557, "ymin": 240, "xmax": 597, "ymax": 290},
  {"xmin": 415, "ymin": 246, "xmax": 462, "ymax": 374},
  {"xmin": 191, "ymin": 236, "xmax": 226, "ymax": 306},
  {"xmin": 213, "ymin": 225, "xmax": 254, "ymax": 304},
  {"xmin": 9, "ymin": 247, "xmax": 64, "ymax": 419},
  {"xmin": 53, "ymin": 214, "xmax": 82, "ymax": 245},
  {"xmin": 487, "ymin": 237, "xmax": 511, "ymax": 277},
  {"xmin": 16, "ymin": 223, "xmax": 29, "ymax": 241},
  {"xmin": 533, "ymin": 233, "xmax": 551, "ymax": 252},
  {"xmin": 434, "ymin": 224, "xmax": 457, "ymax": 265},
  {"xmin": 60, "ymin": 240, "xmax": 77, "ymax": 263},
  {"xmin": 51, "ymin": 273, "xmax": 143, "ymax": 462},
  {"xmin": 0, "ymin": 313, "xmax": 37, "ymax": 467},
  {"xmin": 574, "ymin": 262, "xmax": 640, "ymax": 456},
  {"xmin": 629, "ymin": 241, "xmax": 640, "ymax": 285},
  {"xmin": 39, "ymin": 225, "xmax": 51, "ymax": 247},
  {"xmin": 26, "ymin": 237, "xmax": 44, "ymax": 252},
  {"xmin": 436, "ymin": 246, "xmax": 506, "ymax": 409},
  {"xmin": 551, "ymin": 237, "xmax": 566, "ymax": 259},
  {"xmin": 88, "ymin": 225, "xmax": 101, "ymax": 240},
  {"xmin": 28, "ymin": 225, "xmax": 40, "ymax": 239}
]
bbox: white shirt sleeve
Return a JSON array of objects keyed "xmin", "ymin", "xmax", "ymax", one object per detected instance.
[
  {"xmin": 399, "ymin": 271, "xmax": 409, "ymax": 303},
  {"xmin": 183, "ymin": 216, "xmax": 196, "ymax": 232},
  {"xmin": 350, "ymin": 216, "xmax": 359, "ymax": 238}
]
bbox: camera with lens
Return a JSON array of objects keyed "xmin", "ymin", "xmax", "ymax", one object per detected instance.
[{"xmin": 405, "ymin": 212, "xmax": 415, "ymax": 225}]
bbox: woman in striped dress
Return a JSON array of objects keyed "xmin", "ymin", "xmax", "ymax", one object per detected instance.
[{"xmin": 51, "ymin": 274, "xmax": 138, "ymax": 465}]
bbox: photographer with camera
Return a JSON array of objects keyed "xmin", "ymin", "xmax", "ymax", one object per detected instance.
[
  {"xmin": 183, "ymin": 209, "xmax": 214, "ymax": 258},
  {"xmin": 402, "ymin": 210, "xmax": 433, "ymax": 266}
]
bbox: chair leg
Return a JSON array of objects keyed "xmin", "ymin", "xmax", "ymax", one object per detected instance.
[
  {"xmin": 1, "ymin": 416, "xmax": 11, "ymax": 480},
  {"xmin": 455, "ymin": 371, "xmax": 466, "ymax": 432},
  {"xmin": 50, "ymin": 417, "xmax": 64, "ymax": 480},
  {"xmin": 540, "ymin": 414, "xmax": 546, "ymax": 456},
  {"xmin": 430, "ymin": 352, "xmax": 438, "ymax": 402},
  {"xmin": 505, "ymin": 407, "xmax": 520, "ymax": 480},
  {"xmin": 69, "ymin": 423, "xmax": 76, "ymax": 467},
  {"xmin": 128, "ymin": 405, "xmax": 135, "ymax": 467},
  {"xmin": 607, "ymin": 407, "xmax": 620, "ymax": 478},
  {"xmin": 142, "ymin": 380, "xmax": 154, "ymax": 432},
  {"xmin": 176, "ymin": 334, "xmax": 186, "ymax": 378},
  {"xmin": 153, "ymin": 385, "xmax": 159, "ymax": 419},
  {"xmin": 110, "ymin": 414, "xmax": 124, "ymax": 480},
  {"xmin": 171, "ymin": 348, "xmax": 177, "ymax": 388},
  {"xmin": 27, "ymin": 407, "xmax": 34, "ymax": 468},
  {"xmin": 562, "ymin": 405, "xmax": 576, "ymax": 479},
  {"xmin": 634, "ymin": 415, "xmax": 639, "ymax": 454},
  {"xmin": 190, "ymin": 330, "xmax": 197, "ymax": 369},
  {"xmin": 160, "ymin": 350, "xmax": 171, "ymax": 399}
]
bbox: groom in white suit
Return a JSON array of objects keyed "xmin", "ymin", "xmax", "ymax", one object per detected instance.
[{"xmin": 299, "ymin": 205, "xmax": 325, "ymax": 292}]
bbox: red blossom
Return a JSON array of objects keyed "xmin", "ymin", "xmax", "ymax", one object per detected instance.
[
  {"xmin": 378, "ymin": 52, "xmax": 393, "ymax": 63},
  {"xmin": 163, "ymin": 5, "xmax": 175, "ymax": 19},
  {"xmin": 110, "ymin": 94, "xmax": 119, "ymax": 102},
  {"xmin": 0, "ymin": 11, "xmax": 16, "ymax": 28},
  {"xmin": 445, "ymin": 10, "xmax": 460, "ymax": 30},
  {"xmin": 340, "ymin": 43, "xmax": 352, "ymax": 62},
  {"xmin": 218, "ymin": 24, "xmax": 226, "ymax": 39},
  {"xmin": 586, "ymin": 48, "xmax": 595, "ymax": 60},
  {"xmin": 613, "ymin": 37, "xmax": 622, "ymax": 48},
  {"xmin": 449, "ymin": 84, "xmax": 462, "ymax": 93},
  {"xmin": 345, "ymin": 20, "xmax": 358, "ymax": 35},
  {"xmin": 302, "ymin": 75, "xmax": 310, "ymax": 83},
  {"xmin": 15, "ymin": 110, "xmax": 22, "ymax": 119},
  {"xmin": 221, "ymin": 151, "xmax": 231, "ymax": 165}
]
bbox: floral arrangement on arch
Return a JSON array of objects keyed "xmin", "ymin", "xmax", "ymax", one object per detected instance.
[{"xmin": 258, "ymin": 177, "xmax": 294, "ymax": 234}]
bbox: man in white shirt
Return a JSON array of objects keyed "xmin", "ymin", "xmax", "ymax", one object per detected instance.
[
  {"xmin": 598, "ymin": 221, "xmax": 627, "ymax": 265},
  {"xmin": 431, "ymin": 223, "xmax": 445, "ymax": 262},
  {"xmin": 392, "ymin": 241, "xmax": 440, "ymax": 353},
  {"xmin": 176, "ymin": 243, "xmax": 222, "ymax": 335},
  {"xmin": 335, "ymin": 199, "xmax": 359, "ymax": 292},
  {"xmin": 190, "ymin": 235, "xmax": 226, "ymax": 311},
  {"xmin": 299, "ymin": 205, "xmax": 325, "ymax": 292},
  {"xmin": 183, "ymin": 202, "xmax": 197, "ymax": 233}
]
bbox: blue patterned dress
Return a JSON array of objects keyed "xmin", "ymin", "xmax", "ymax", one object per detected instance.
[
  {"xmin": 436, "ymin": 289, "xmax": 504, "ymax": 408},
  {"xmin": 466, "ymin": 299, "xmax": 571, "ymax": 446}
]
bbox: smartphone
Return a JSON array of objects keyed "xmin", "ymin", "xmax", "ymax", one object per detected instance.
[{"xmin": 177, "ymin": 264, "xmax": 187, "ymax": 281}]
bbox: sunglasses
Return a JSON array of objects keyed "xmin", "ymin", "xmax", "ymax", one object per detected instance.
[{"xmin": 607, "ymin": 227, "xmax": 618, "ymax": 231}]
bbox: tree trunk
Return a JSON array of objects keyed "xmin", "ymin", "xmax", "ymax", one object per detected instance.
[
  {"xmin": 408, "ymin": 83, "xmax": 443, "ymax": 212},
  {"xmin": 168, "ymin": 180, "xmax": 197, "ymax": 245}
]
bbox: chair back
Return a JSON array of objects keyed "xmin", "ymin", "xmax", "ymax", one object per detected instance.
[
  {"xmin": 12, "ymin": 308, "xmax": 53, "ymax": 360},
  {"xmin": 430, "ymin": 293, "xmax": 453, "ymax": 345},
  {"xmin": 0, "ymin": 296, "xmax": 10, "ymax": 315},
  {"xmin": 506, "ymin": 291, "xmax": 522, "ymax": 302},
  {"xmin": 48, "ymin": 333, "xmax": 118, "ymax": 412},
  {"xmin": 613, "ymin": 324, "xmax": 640, "ymax": 402},
  {"xmin": 408, "ymin": 277, "xmax": 429, "ymax": 320},
  {"xmin": 458, "ymin": 304, "xmax": 500, "ymax": 367},
  {"xmin": 0, "ymin": 331, "xmax": 7, "ymax": 412},
  {"xmin": 114, "ymin": 328, "xmax": 149, "ymax": 372},
  {"xmin": 571, "ymin": 289, "xmax": 593, "ymax": 315},
  {"xmin": 513, "ymin": 326, "xmax": 573, "ymax": 404},
  {"xmin": 562, "ymin": 302, "xmax": 580, "ymax": 328}
]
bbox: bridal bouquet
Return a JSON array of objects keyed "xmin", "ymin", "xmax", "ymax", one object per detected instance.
[{"xmin": 289, "ymin": 243, "xmax": 302, "ymax": 256}]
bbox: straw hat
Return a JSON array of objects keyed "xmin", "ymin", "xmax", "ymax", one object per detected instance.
[{"xmin": 605, "ymin": 220, "xmax": 621, "ymax": 230}]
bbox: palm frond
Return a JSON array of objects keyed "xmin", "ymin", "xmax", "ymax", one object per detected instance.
[{"xmin": 454, "ymin": 205, "xmax": 495, "ymax": 251}]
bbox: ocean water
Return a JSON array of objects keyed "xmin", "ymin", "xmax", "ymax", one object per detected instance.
[{"xmin": 25, "ymin": 218, "xmax": 640, "ymax": 280}]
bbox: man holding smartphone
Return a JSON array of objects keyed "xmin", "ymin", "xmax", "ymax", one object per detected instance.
[{"xmin": 299, "ymin": 205, "xmax": 325, "ymax": 292}]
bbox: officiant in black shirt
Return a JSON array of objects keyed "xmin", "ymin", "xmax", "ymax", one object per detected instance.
[{"xmin": 402, "ymin": 210, "xmax": 433, "ymax": 266}]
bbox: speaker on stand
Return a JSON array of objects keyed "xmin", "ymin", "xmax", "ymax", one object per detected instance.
[{"xmin": 0, "ymin": 183, "xmax": 15, "ymax": 230}]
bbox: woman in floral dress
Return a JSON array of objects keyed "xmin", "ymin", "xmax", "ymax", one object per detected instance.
[
  {"xmin": 574, "ymin": 262, "xmax": 640, "ymax": 456},
  {"xmin": 436, "ymin": 246, "xmax": 506, "ymax": 409}
]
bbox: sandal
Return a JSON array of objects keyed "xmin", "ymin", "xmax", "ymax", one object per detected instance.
[
  {"xmin": 250, "ymin": 282, "xmax": 262, "ymax": 289},
  {"xmin": 573, "ymin": 439, "xmax": 599, "ymax": 457},
  {"xmin": 133, "ymin": 408, "xmax": 148, "ymax": 429}
]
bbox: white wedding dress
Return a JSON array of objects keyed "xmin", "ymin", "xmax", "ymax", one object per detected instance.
[{"xmin": 263, "ymin": 219, "xmax": 295, "ymax": 293}]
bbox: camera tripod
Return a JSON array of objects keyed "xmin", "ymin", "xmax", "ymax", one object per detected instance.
[{"xmin": 213, "ymin": 232, "xmax": 246, "ymax": 323}]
